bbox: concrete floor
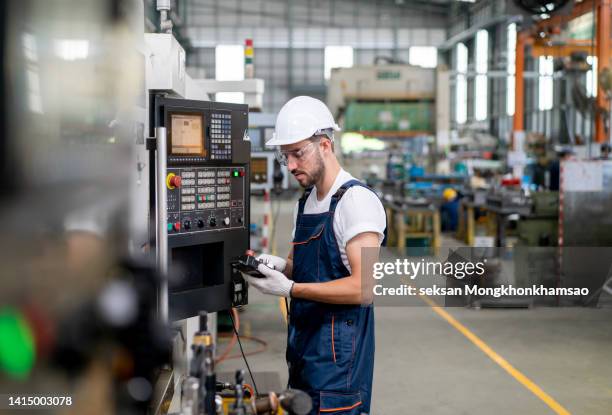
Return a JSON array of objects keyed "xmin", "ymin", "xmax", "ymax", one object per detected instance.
[{"xmin": 217, "ymin": 191, "xmax": 612, "ymax": 415}]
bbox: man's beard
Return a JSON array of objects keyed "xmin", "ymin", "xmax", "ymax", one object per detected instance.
[{"xmin": 292, "ymin": 150, "xmax": 325, "ymax": 188}]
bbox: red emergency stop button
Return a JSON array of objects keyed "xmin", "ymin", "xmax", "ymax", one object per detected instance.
[
  {"xmin": 173, "ymin": 222, "xmax": 181, "ymax": 231},
  {"xmin": 166, "ymin": 173, "xmax": 182, "ymax": 189}
]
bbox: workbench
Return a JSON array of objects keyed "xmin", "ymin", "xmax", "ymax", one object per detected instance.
[
  {"xmin": 483, "ymin": 204, "xmax": 530, "ymax": 247},
  {"xmin": 384, "ymin": 202, "xmax": 440, "ymax": 251},
  {"xmin": 457, "ymin": 200, "xmax": 478, "ymax": 246},
  {"xmin": 458, "ymin": 200, "xmax": 531, "ymax": 247}
]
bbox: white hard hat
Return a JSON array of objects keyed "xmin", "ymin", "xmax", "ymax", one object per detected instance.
[{"xmin": 266, "ymin": 96, "xmax": 340, "ymax": 146}]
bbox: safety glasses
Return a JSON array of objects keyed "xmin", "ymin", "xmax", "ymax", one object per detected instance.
[{"xmin": 275, "ymin": 139, "xmax": 320, "ymax": 166}]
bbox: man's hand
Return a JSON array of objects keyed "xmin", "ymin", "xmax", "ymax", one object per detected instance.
[
  {"xmin": 246, "ymin": 264, "xmax": 294, "ymax": 297},
  {"xmin": 256, "ymin": 254, "xmax": 287, "ymax": 272}
]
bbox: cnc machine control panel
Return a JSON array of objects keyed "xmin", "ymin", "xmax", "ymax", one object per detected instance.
[
  {"xmin": 151, "ymin": 97, "xmax": 250, "ymax": 319},
  {"xmin": 166, "ymin": 166, "xmax": 246, "ymax": 234}
]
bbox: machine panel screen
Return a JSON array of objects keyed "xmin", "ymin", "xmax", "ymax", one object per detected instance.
[{"xmin": 170, "ymin": 113, "xmax": 207, "ymax": 156}]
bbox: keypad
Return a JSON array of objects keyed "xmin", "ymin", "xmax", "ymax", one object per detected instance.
[{"xmin": 210, "ymin": 112, "xmax": 232, "ymax": 160}]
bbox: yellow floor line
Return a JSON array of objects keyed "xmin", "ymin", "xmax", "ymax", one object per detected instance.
[{"xmin": 419, "ymin": 295, "xmax": 571, "ymax": 415}]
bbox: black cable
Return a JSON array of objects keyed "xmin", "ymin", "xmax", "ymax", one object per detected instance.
[
  {"xmin": 228, "ymin": 310, "xmax": 260, "ymax": 397},
  {"xmin": 284, "ymin": 297, "xmax": 290, "ymax": 321}
]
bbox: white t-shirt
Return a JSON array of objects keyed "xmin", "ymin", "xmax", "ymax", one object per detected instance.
[{"xmin": 292, "ymin": 169, "xmax": 386, "ymax": 273}]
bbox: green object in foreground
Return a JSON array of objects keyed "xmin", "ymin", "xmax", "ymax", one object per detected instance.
[{"xmin": 0, "ymin": 308, "xmax": 35, "ymax": 379}]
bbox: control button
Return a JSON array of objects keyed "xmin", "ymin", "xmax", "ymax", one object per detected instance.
[
  {"xmin": 209, "ymin": 217, "xmax": 217, "ymax": 227},
  {"xmin": 239, "ymin": 170, "xmax": 245, "ymax": 177},
  {"xmin": 197, "ymin": 219, "xmax": 204, "ymax": 228},
  {"xmin": 237, "ymin": 217, "xmax": 243, "ymax": 224},
  {"xmin": 223, "ymin": 217, "xmax": 230, "ymax": 226},
  {"xmin": 184, "ymin": 220, "xmax": 191, "ymax": 230},
  {"xmin": 166, "ymin": 173, "xmax": 182, "ymax": 189},
  {"xmin": 167, "ymin": 223, "xmax": 173, "ymax": 231},
  {"xmin": 173, "ymin": 222, "xmax": 181, "ymax": 231}
]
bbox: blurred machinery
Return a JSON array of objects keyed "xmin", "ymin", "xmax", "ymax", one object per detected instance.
[
  {"xmin": 516, "ymin": 191, "xmax": 559, "ymax": 247},
  {"xmin": 508, "ymin": 0, "xmax": 611, "ymax": 156},
  {"xmin": 247, "ymin": 113, "xmax": 289, "ymax": 193},
  {"xmin": 250, "ymin": 152, "xmax": 288, "ymax": 193},
  {"xmin": 0, "ymin": 0, "xmax": 174, "ymax": 413},
  {"xmin": 328, "ymin": 64, "xmax": 436, "ymax": 139},
  {"xmin": 485, "ymin": 184, "xmax": 531, "ymax": 215},
  {"xmin": 247, "ymin": 113, "xmax": 276, "ymax": 152},
  {"xmin": 0, "ymin": 0, "xmax": 305, "ymax": 414},
  {"xmin": 172, "ymin": 312, "xmax": 313, "ymax": 415},
  {"xmin": 507, "ymin": 0, "xmax": 574, "ymax": 29},
  {"xmin": 327, "ymin": 63, "xmax": 451, "ymax": 188}
]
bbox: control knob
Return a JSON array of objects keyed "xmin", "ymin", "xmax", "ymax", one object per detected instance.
[
  {"xmin": 183, "ymin": 220, "xmax": 191, "ymax": 230},
  {"xmin": 166, "ymin": 173, "xmax": 182, "ymax": 189},
  {"xmin": 223, "ymin": 217, "xmax": 230, "ymax": 226},
  {"xmin": 197, "ymin": 219, "xmax": 204, "ymax": 228},
  {"xmin": 209, "ymin": 217, "xmax": 217, "ymax": 227}
]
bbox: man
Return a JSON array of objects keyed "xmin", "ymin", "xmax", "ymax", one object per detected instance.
[
  {"xmin": 549, "ymin": 147, "xmax": 574, "ymax": 191},
  {"xmin": 600, "ymin": 143, "xmax": 611, "ymax": 160},
  {"xmin": 246, "ymin": 96, "xmax": 386, "ymax": 415},
  {"xmin": 440, "ymin": 188, "xmax": 460, "ymax": 232}
]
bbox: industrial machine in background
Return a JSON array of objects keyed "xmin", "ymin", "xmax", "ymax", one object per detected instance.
[
  {"xmin": 516, "ymin": 191, "xmax": 559, "ymax": 247},
  {"xmin": 327, "ymin": 64, "xmax": 437, "ymax": 141},
  {"xmin": 250, "ymin": 152, "xmax": 288, "ymax": 193},
  {"xmin": 327, "ymin": 63, "xmax": 447, "ymax": 182},
  {"xmin": 247, "ymin": 113, "xmax": 276, "ymax": 152},
  {"xmin": 247, "ymin": 113, "xmax": 290, "ymax": 193},
  {"xmin": 508, "ymin": 0, "xmax": 574, "ymax": 29}
]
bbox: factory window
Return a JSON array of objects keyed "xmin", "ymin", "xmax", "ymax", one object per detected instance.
[
  {"xmin": 538, "ymin": 56, "xmax": 554, "ymax": 111},
  {"xmin": 324, "ymin": 46, "xmax": 353, "ymax": 81},
  {"xmin": 409, "ymin": 46, "xmax": 438, "ymax": 68},
  {"xmin": 455, "ymin": 43, "xmax": 468, "ymax": 124},
  {"xmin": 507, "ymin": 23, "xmax": 516, "ymax": 116},
  {"xmin": 474, "ymin": 30, "xmax": 488, "ymax": 121},
  {"xmin": 586, "ymin": 56, "xmax": 598, "ymax": 97},
  {"xmin": 215, "ymin": 44, "xmax": 245, "ymax": 104}
]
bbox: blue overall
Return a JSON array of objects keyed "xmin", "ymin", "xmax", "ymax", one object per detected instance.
[{"xmin": 288, "ymin": 179, "xmax": 383, "ymax": 415}]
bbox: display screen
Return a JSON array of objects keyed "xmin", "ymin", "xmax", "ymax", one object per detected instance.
[{"xmin": 170, "ymin": 113, "xmax": 206, "ymax": 156}]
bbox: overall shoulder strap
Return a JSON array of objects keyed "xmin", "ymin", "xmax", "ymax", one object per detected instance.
[
  {"xmin": 329, "ymin": 179, "xmax": 363, "ymax": 212},
  {"xmin": 297, "ymin": 186, "xmax": 314, "ymax": 216},
  {"xmin": 329, "ymin": 179, "xmax": 388, "ymax": 246}
]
